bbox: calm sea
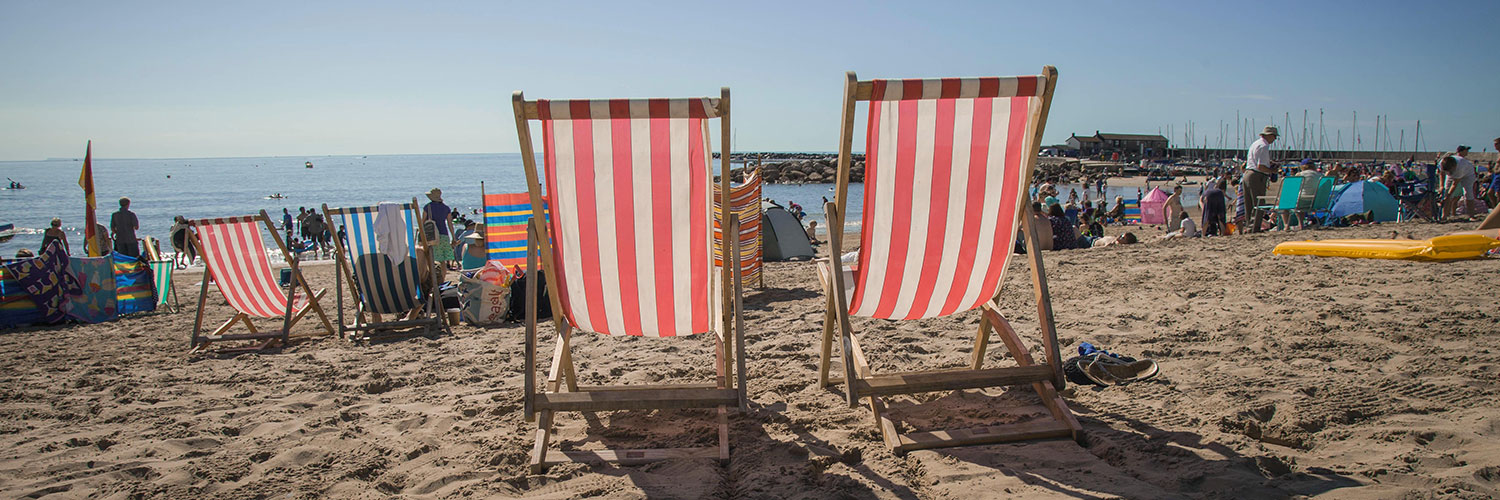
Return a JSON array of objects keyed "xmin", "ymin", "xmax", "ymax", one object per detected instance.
[{"xmin": 0, "ymin": 153, "xmax": 864, "ymax": 258}]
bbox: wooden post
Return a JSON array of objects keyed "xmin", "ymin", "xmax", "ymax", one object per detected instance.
[
  {"xmin": 512, "ymin": 91, "xmax": 571, "ymax": 342},
  {"xmin": 716, "ymin": 87, "xmax": 735, "ymax": 391},
  {"xmin": 524, "ymin": 219, "xmax": 538, "ymax": 422},
  {"xmin": 730, "ymin": 217, "xmax": 748, "ymax": 410},
  {"xmin": 824, "ymin": 201, "xmax": 859, "ymax": 407}
]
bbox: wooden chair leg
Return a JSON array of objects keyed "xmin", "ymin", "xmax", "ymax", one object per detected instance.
[
  {"xmin": 818, "ymin": 290, "xmax": 836, "ymax": 388},
  {"xmin": 209, "ymin": 313, "xmax": 246, "ymax": 336},
  {"xmin": 530, "ymin": 410, "xmax": 554, "ymax": 474},
  {"xmin": 971, "ymin": 312, "xmax": 993, "ymax": 370},
  {"xmin": 717, "ymin": 406, "xmax": 730, "ymax": 465}
]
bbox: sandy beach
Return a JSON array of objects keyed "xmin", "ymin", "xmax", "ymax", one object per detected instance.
[{"xmin": 0, "ymin": 218, "xmax": 1496, "ymax": 499}]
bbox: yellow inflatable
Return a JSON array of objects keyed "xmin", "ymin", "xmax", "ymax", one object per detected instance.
[{"xmin": 1273, "ymin": 234, "xmax": 1500, "ymax": 261}]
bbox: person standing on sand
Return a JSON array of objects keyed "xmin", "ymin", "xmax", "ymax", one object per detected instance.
[
  {"xmin": 40, "ymin": 218, "xmax": 69, "ymax": 255},
  {"xmin": 1164, "ymin": 185, "xmax": 1185, "ymax": 233},
  {"xmin": 423, "ymin": 188, "xmax": 456, "ymax": 270},
  {"xmin": 1200, "ymin": 180, "xmax": 1228, "ymax": 236},
  {"xmin": 1444, "ymin": 145, "xmax": 1479, "ymax": 218},
  {"xmin": 169, "ymin": 216, "xmax": 194, "ymax": 269},
  {"xmin": 1243, "ymin": 126, "xmax": 1278, "ymax": 233},
  {"xmin": 282, "ymin": 208, "xmax": 293, "ymax": 242},
  {"xmin": 111, "ymin": 197, "xmax": 140, "ymax": 258}
]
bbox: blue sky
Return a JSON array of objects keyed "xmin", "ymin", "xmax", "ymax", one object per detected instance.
[{"xmin": 2, "ymin": 0, "xmax": 1496, "ymax": 160}]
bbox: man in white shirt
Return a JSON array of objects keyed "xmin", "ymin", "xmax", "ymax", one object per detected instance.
[
  {"xmin": 1241, "ymin": 126, "xmax": 1278, "ymax": 233},
  {"xmin": 1446, "ymin": 145, "xmax": 1478, "ymax": 217}
]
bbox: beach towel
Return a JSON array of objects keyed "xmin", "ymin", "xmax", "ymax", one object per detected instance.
[
  {"xmin": 2, "ymin": 241, "xmax": 82, "ymax": 324},
  {"xmin": 68, "ymin": 255, "xmax": 116, "ymax": 323},
  {"xmin": 113, "ymin": 252, "xmax": 156, "ymax": 315},
  {"xmin": 374, "ymin": 202, "xmax": 409, "ymax": 263},
  {"xmin": 0, "ymin": 259, "xmax": 44, "ymax": 328}
]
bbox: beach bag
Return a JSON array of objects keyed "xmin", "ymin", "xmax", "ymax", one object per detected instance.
[
  {"xmin": 458, "ymin": 262, "xmax": 512, "ymax": 326},
  {"xmin": 506, "ymin": 268, "xmax": 552, "ymax": 322}
]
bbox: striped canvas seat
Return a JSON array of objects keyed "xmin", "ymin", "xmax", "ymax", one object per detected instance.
[
  {"xmin": 191, "ymin": 216, "xmax": 312, "ymax": 318},
  {"xmin": 148, "ymin": 260, "xmax": 177, "ymax": 311},
  {"xmin": 333, "ymin": 204, "xmax": 422, "ymax": 315},
  {"xmin": 484, "ymin": 192, "xmax": 548, "ymax": 269},
  {"xmin": 536, "ymin": 98, "xmax": 717, "ymax": 337},
  {"xmin": 849, "ymin": 76, "xmax": 1046, "ymax": 320},
  {"xmin": 714, "ymin": 169, "xmax": 763, "ymax": 287}
]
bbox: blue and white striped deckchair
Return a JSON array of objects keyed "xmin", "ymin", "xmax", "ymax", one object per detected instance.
[{"xmin": 323, "ymin": 199, "xmax": 447, "ymax": 341}]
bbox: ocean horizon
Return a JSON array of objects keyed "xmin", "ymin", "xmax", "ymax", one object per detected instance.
[{"xmin": 0, "ymin": 153, "xmax": 869, "ymax": 259}]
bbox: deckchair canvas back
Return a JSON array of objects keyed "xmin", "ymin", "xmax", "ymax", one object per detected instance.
[
  {"xmin": 713, "ymin": 169, "xmax": 763, "ymax": 285},
  {"xmin": 190, "ymin": 216, "xmax": 298, "ymax": 318},
  {"xmin": 850, "ymin": 76, "xmax": 1048, "ymax": 320},
  {"xmin": 536, "ymin": 99, "xmax": 716, "ymax": 337},
  {"xmin": 484, "ymin": 192, "xmax": 548, "ymax": 269},
  {"xmin": 334, "ymin": 205, "xmax": 422, "ymax": 315}
]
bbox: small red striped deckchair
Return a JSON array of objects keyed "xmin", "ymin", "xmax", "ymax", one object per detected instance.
[
  {"xmin": 186, "ymin": 210, "xmax": 333, "ymax": 353},
  {"xmin": 714, "ymin": 168, "xmax": 764, "ymax": 288},
  {"xmin": 511, "ymin": 89, "xmax": 747, "ymax": 472},
  {"xmin": 817, "ymin": 68, "xmax": 1082, "ymax": 454}
]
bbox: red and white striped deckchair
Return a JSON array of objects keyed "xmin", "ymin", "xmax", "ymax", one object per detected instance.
[
  {"xmin": 511, "ymin": 89, "xmax": 747, "ymax": 472},
  {"xmin": 186, "ymin": 210, "xmax": 333, "ymax": 353},
  {"xmin": 817, "ymin": 68, "xmax": 1082, "ymax": 454}
]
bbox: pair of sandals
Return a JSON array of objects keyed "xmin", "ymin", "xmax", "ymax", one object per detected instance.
[{"xmin": 1063, "ymin": 343, "xmax": 1160, "ymax": 387}]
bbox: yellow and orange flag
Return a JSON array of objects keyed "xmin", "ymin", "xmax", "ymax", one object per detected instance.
[{"xmin": 79, "ymin": 141, "xmax": 98, "ymax": 256}]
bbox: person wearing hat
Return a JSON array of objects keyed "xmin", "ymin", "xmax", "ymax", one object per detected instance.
[
  {"xmin": 1240, "ymin": 125, "xmax": 1278, "ymax": 233},
  {"xmin": 458, "ymin": 222, "xmax": 489, "ymax": 270},
  {"xmin": 422, "ymin": 188, "xmax": 456, "ymax": 269},
  {"xmin": 1443, "ymin": 146, "xmax": 1478, "ymax": 219}
]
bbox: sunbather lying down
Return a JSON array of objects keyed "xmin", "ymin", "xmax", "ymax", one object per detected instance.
[{"xmin": 1443, "ymin": 209, "xmax": 1500, "ymax": 239}]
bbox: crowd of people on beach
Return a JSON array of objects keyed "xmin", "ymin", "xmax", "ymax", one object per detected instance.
[
  {"xmin": 19, "ymin": 187, "xmax": 499, "ymax": 275},
  {"xmin": 1025, "ymin": 129, "xmax": 1499, "ymax": 252}
]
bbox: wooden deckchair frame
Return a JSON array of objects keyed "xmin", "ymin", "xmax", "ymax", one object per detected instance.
[
  {"xmin": 322, "ymin": 198, "xmax": 448, "ymax": 342},
  {"xmin": 188, "ymin": 210, "xmax": 334, "ymax": 354},
  {"xmin": 512, "ymin": 89, "xmax": 748, "ymax": 473},
  {"xmin": 817, "ymin": 68, "xmax": 1082, "ymax": 455}
]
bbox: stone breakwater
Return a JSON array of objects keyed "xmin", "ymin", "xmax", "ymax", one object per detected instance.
[{"xmin": 718, "ymin": 152, "xmax": 1084, "ymax": 184}]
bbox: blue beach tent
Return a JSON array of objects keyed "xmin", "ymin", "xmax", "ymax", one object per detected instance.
[{"xmin": 1329, "ymin": 180, "xmax": 1398, "ymax": 223}]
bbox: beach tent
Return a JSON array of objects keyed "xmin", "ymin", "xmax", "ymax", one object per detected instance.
[
  {"xmin": 761, "ymin": 202, "xmax": 815, "ymax": 261},
  {"xmin": 1139, "ymin": 188, "xmax": 1170, "ymax": 225},
  {"xmin": 1329, "ymin": 180, "xmax": 1398, "ymax": 223}
]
